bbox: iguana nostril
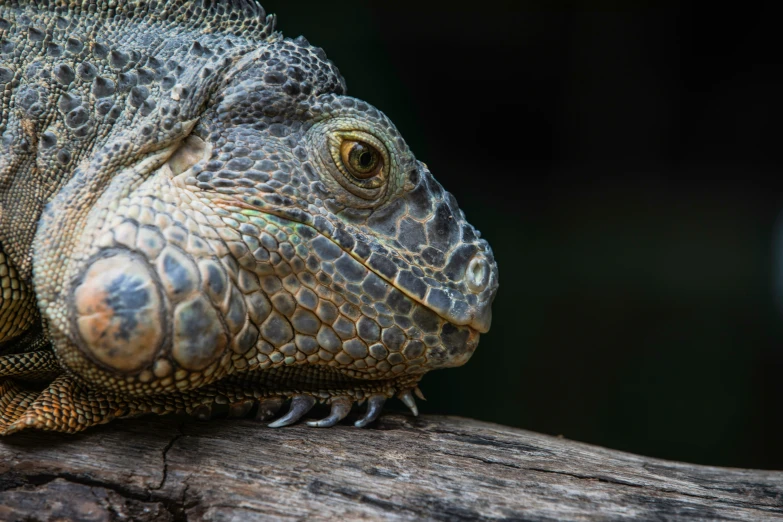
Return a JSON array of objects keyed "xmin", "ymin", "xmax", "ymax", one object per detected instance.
[{"xmin": 466, "ymin": 254, "xmax": 490, "ymax": 293}]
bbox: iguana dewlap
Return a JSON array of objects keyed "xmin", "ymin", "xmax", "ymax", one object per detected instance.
[{"xmin": 0, "ymin": 0, "xmax": 498, "ymax": 434}]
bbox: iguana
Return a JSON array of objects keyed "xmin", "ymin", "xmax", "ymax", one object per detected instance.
[{"xmin": 0, "ymin": 0, "xmax": 498, "ymax": 434}]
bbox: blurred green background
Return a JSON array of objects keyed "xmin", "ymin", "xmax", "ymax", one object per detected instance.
[{"xmin": 263, "ymin": 1, "xmax": 783, "ymax": 470}]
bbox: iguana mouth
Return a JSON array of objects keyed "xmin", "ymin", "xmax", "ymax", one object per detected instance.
[{"xmin": 210, "ymin": 196, "xmax": 493, "ymax": 334}]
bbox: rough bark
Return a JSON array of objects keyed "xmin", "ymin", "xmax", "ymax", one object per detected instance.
[{"xmin": 0, "ymin": 413, "xmax": 781, "ymax": 521}]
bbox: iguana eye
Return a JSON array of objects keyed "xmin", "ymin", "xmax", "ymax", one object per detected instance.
[
  {"xmin": 327, "ymin": 131, "xmax": 389, "ymax": 193},
  {"xmin": 329, "ymin": 131, "xmax": 391, "ymax": 192},
  {"xmin": 340, "ymin": 140, "xmax": 382, "ymax": 179}
]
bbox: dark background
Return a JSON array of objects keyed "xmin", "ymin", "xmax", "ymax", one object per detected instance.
[{"xmin": 263, "ymin": 1, "xmax": 783, "ymax": 470}]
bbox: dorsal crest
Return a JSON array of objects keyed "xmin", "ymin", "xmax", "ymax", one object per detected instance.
[{"xmin": 9, "ymin": 0, "xmax": 277, "ymax": 40}]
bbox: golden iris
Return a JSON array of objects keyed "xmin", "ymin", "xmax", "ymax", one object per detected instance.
[{"xmin": 339, "ymin": 140, "xmax": 383, "ymax": 179}]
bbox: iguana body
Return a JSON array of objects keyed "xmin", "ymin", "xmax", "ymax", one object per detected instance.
[{"xmin": 0, "ymin": 0, "xmax": 498, "ymax": 434}]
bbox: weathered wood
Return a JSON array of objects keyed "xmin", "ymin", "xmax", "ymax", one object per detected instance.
[{"xmin": 0, "ymin": 413, "xmax": 781, "ymax": 521}]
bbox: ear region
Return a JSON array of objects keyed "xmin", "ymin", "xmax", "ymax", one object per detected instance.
[{"xmin": 73, "ymin": 253, "xmax": 165, "ymax": 373}]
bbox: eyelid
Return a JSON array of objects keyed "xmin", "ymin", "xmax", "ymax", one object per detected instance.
[{"xmin": 329, "ymin": 131, "xmax": 388, "ymax": 162}]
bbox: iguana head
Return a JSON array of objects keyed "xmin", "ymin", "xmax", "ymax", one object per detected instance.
[{"xmin": 33, "ymin": 22, "xmax": 498, "ymax": 424}]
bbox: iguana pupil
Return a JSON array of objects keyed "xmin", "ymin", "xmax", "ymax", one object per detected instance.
[
  {"xmin": 350, "ymin": 144, "xmax": 377, "ymax": 173},
  {"xmin": 0, "ymin": 0, "xmax": 499, "ymax": 434},
  {"xmin": 358, "ymin": 151, "xmax": 372, "ymax": 167}
]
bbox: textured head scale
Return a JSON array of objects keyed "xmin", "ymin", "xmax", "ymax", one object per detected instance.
[
  {"xmin": 193, "ymin": 36, "xmax": 499, "ymax": 368},
  {"xmin": 14, "ymin": 0, "xmax": 498, "ymax": 422}
]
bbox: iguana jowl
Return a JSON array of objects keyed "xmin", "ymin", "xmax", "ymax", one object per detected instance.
[{"xmin": 0, "ymin": 0, "xmax": 498, "ymax": 434}]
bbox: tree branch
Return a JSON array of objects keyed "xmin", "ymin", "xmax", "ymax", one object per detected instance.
[{"xmin": 1, "ymin": 414, "xmax": 781, "ymax": 521}]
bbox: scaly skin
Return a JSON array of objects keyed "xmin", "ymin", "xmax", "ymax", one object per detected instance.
[{"xmin": 0, "ymin": 0, "xmax": 499, "ymax": 434}]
